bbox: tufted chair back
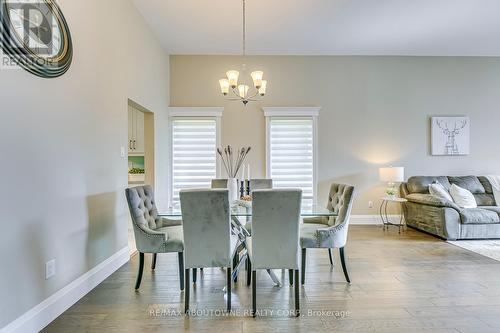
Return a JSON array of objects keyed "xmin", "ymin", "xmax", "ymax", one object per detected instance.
[
  {"xmin": 125, "ymin": 185, "xmax": 160, "ymax": 231},
  {"xmin": 325, "ymin": 183, "xmax": 355, "ymax": 227}
]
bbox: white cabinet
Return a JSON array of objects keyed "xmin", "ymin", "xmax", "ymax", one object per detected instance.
[
  {"xmin": 128, "ymin": 107, "xmax": 134, "ymax": 151},
  {"xmin": 134, "ymin": 109, "xmax": 144, "ymax": 153},
  {"xmin": 128, "ymin": 105, "xmax": 144, "ymax": 154}
]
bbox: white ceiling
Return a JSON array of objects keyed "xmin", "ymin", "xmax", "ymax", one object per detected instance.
[{"xmin": 132, "ymin": 0, "xmax": 500, "ymax": 56}]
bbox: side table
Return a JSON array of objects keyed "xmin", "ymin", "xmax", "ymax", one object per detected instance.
[{"xmin": 380, "ymin": 197, "xmax": 408, "ymax": 233}]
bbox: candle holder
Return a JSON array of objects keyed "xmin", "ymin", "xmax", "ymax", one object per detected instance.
[
  {"xmin": 239, "ymin": 180, "xmax": 245, "ymax": 198},
  {"xmin": 246, "ymin": 180, "xmax": 251, "ymax": 195}
]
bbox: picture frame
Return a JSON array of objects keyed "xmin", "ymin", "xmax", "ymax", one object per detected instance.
[{"xmin": 431, "ymin": 116, "xmax": 470, "ymax": 156}]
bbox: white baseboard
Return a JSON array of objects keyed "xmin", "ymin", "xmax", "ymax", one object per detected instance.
[
  {"xmin": 350, "ymin": 215, "xmax": 399, "ymax": 225},
  {"xmin": 2, "ymin": 246, "xmax": 130, "ymax": 333}
]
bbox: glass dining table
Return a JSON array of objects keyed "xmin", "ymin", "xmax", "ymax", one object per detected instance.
[{"xmin": 159, "ymin": 200, "xmax": 338, "ymax": 286}]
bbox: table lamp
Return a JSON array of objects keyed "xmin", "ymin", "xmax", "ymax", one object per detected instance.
[{"xmin": 379, "ymin": 166, "xmax": 405, "ymax": 198}]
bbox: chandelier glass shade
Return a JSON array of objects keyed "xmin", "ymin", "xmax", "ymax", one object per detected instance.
[
  {"xmin": 218, "ymin": 0, "xmax": 267, "ymax": 105},
  {"xmin": 219, "ymin": 70, "xmax": 267, "ymax": 105}
]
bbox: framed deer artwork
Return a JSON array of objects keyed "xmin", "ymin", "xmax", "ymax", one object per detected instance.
[{"xmin": 431, "ymin": 116, "xmax": 470, "ymax": 156}]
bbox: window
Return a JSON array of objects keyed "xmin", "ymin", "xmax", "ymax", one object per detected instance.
[
  {"xmin": 169, "ymin": 108, "xmax": 222, "ymax": 206},
  {"xmin": 264, "ymin": 107, "xmax": 319, "ymax": 208}
]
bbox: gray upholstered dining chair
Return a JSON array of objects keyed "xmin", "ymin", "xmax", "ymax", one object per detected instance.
[
  {"xmin": 125, "ymin": 185, "xmax": 184, "ymax": 290},
  {"xmin": 211, "ymin": 178, "xmax": 228, "ymax": 189},
  {"xmin": 180, "ymin": 189, "xmax": 235, "ymax": 313},
  {"xmin": 300, "ymin": 183, "xmax": 355, "ymax": 284},
  {"xmin": 248, "ymin": 189, "xmax": 302, "ymax": 317},
  {"xmin": 250, "ymin": 178, "xmax": 273, "ymax": 190}
]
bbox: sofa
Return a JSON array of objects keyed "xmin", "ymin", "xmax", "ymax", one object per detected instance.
[{"xmin": 400, "ymin": 176, "xmax": 500, "ymax": 240}]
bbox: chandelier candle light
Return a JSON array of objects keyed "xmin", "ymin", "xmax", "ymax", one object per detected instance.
[{"xmin": 218, "ymin": 0, "xmax": 267, "ymax": 105}]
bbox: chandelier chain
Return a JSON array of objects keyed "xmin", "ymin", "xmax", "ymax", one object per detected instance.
[
  {"xmin": 219, "ymin": 0, "xmax": 266, "ymax": 105},
  {"xmin": 242, "ymin": 0, "xmax": 246, "ymax": 57}
]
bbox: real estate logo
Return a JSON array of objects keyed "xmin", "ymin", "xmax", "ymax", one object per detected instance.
[
  {"xmin": 0, "ymin": 49, "xmax": 18, "ymax": 69},
  {"xmin": 1, "ymin": 0, "xmax": 59, "ymax": 70}
]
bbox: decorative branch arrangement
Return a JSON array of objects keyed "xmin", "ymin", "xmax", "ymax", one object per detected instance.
[{"xmin": 217, "ymin": 145, "xmax": 251, "ymax": 178}]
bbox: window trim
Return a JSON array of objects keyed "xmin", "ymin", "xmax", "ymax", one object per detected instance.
[
  {"xmin": 263, "ymin": 107, "xmax": 320, "ymax": 204},
  {"xmin": 167, "ymin": 107, "xmax": 223, "ymax": 207}
]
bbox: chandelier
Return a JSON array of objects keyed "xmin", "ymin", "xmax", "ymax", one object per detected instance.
[{"xmin": 218, "ymin": 0, "xmax": 267, "ymax": 105}]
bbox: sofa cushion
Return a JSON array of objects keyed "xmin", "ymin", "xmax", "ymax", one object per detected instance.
[
  {"xmin": 429, "ymin": 182, "xmax": 453, "ymax": 202},
  {"xmin": 450, "ymin": 184, "xmax": 477, "ymax": 209},
  {"xmin": 459, "ymin": 208, "xmax": 500, "ymax": 224},
  {"xmin": 481, "ymin": 206, "xmax": 500, "ymax": 215},
  {"xmin": 448, "ymin": 176, "xmax": 485, "ymax": 194},
  {"xmin": 407, "ymin": 176, "xmax": 451, "ymax": 194},
  {"xmin": 478, "ymin": 176, "xmax": 494, "ymax": 194},
  {"xmin": 405, "ymin": 193, "xmax": 460, "ymax": 210},
  {"xmin": 473, "ymin": 194, "xmax": 496, "ymax": 207},
  {"xmin": 449, "ymin": 176, "xmax": 495, "ymax": 206}
]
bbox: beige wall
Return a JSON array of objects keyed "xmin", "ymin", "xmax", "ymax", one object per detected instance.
[
  {"xmin": 0, "ymin": 0, "xmax": 169, "ymax": 328},
  {"xmin": 170, "ymin": 55, "xmax": 500, "ymax": 214}
]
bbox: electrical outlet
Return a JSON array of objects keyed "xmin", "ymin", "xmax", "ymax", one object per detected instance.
[
  {"xmin": 368, "ymin": 201, "xmax": 374, "ymax": 208},
  {"xmin": 120, "ymin": 146, "xmax": 126, "ymax": 158},
  {"xmin": 46, "ymin": 259, "xmax": 56, "ymax": 280}
]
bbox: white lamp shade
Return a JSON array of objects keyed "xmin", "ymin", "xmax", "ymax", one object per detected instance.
[
  {"xmin": 238, "ymin": 84, "xmax": 249, "ymax": 98},
  {"xmin": 258, "ymin": 80, "xmax": 267, "ymax": 95},
  {"xmin": 226, "ymin": 70, "xmax": 239, "ymax": 88},
  {"xmin": 219, "ymin": 79, "xmax": 229, "ymax": 95},
  {"xmin": 379, "ymin": 167, "xmax": 405, "ymax": 182},
  {"xmin": 250, "ymin": 70, "xmax": 263, "ymax": 88}
]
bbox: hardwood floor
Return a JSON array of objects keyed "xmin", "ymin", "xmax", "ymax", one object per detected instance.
[{"xmin": 43, "ymin": 226, "xmax": 500, "ymax": 332}]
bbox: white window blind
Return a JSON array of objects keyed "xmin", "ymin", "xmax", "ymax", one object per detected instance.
[
  {"xmin": 171, "ymin": 118, "xmax": 217, "ymax": 205},
  {"xmin": 268, "ymin": 117, "xmax": 315, "ymax": 208}
]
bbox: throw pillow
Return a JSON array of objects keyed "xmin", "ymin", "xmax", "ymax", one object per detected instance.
[
  {"xmin": 449, "ymin": 184, "xmax": 477, "ymax": 208},
  {"xmin": 429, "ymin": 182, "xmax": 453, "ymax": 202}
]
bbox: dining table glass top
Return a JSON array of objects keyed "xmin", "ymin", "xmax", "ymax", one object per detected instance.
[{"xmin": 158, "ymin": 200, "xmax": 338, "ymax": 218}]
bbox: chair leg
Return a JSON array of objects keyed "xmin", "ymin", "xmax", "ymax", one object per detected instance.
[
  {"xmin": 294, "ymin": 269, "xmax": 300, "ymax": 317},
  {"xmin": 247, "ymin": 258, "xmax": 252, "ymax": 286},
  {"xmin": 339, "ymin": 247, "xmax": 351, "ymax": 283},
  {"xmin": 289, "ymin": 269, "xmax": 294, "ymax": 286},
  {"xmin": 301, "ymin": 248, "xmax": 306, "ymax": 285},
  {"xmin": 252, "ymin": 270, "xmax": 257, "ymax": 317},
  {"xmin": 227, "ymin": 267, "xmax": 232, "ymax": 312},
  {"xmin": 193, "ymin": 268, "xmax": 197, "ymax": 284},
  {"xmin": 178, "ymin": 252, "xmax": 184, "ymax": 291},
  {"xmin": 151, "ymin": 253, "xmax": 157, "ymax": 270},
  {"xmin": 328, "ymin": 249, "xmax": 333, "ymax": 266},
  {"xmin": 135, "ymin": 252, "xmax": 144, "ymax": 290},
  {"xmin": 184, "ymin": 269, "xmax": 190, "ymax": 314},
  {"xmin": 232, "ymin": 253, "xmax": 238, "ymax": 282}
]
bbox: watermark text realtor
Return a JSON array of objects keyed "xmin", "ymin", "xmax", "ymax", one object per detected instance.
[{"xmin": 148, "ymin": 307, "xmax": 351, "ymax": 318}]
